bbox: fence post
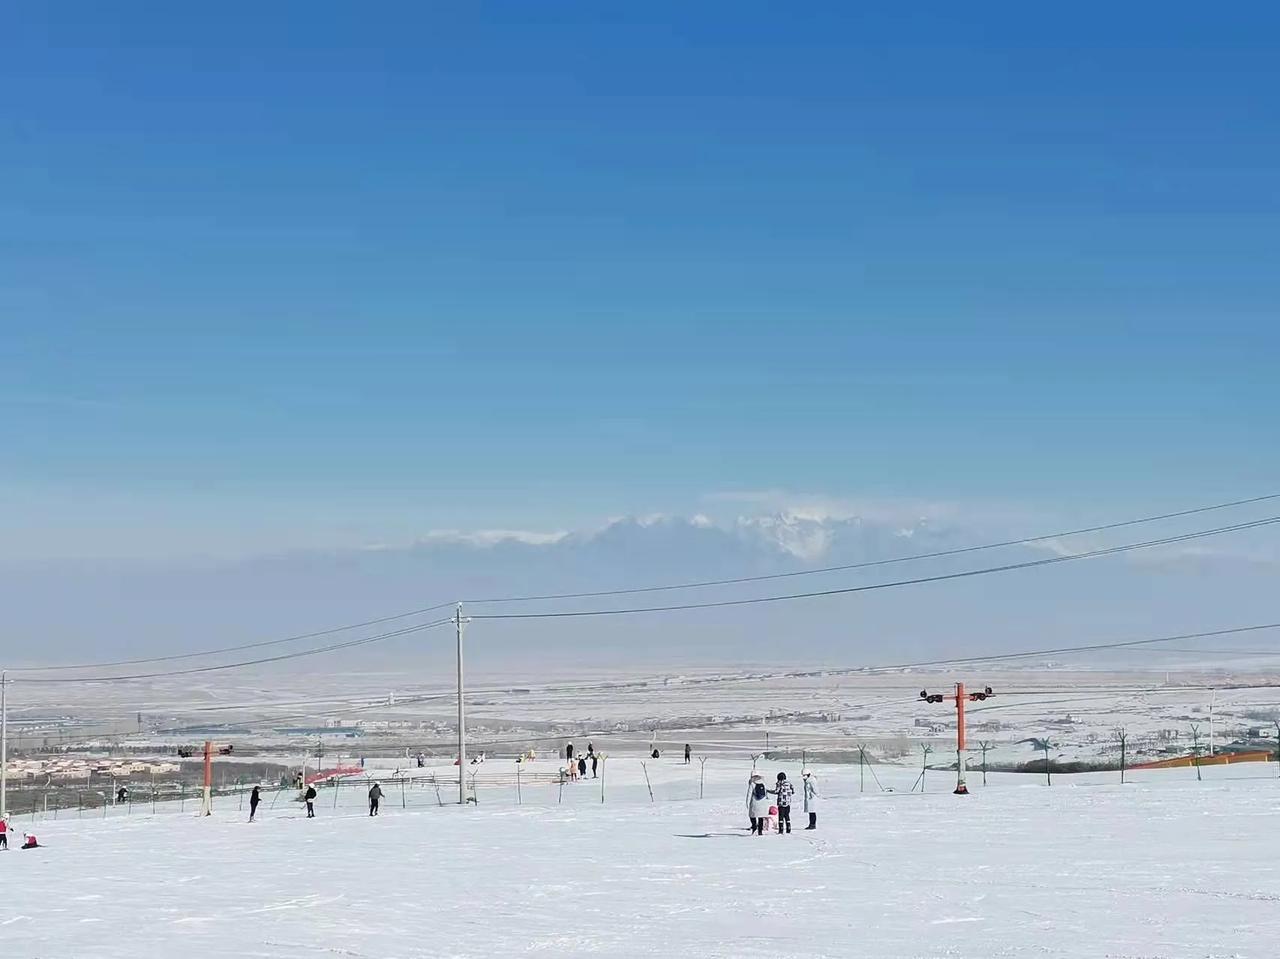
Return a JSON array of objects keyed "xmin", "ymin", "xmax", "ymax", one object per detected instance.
[
  {"xmin": 858, "ymin": 745, "xmax": 867, "ymax": 793},
  {"xmin": 516, "ymin": 764, "xmax": 522, "ymax": 805},
  {"xmin": 1115, "ymin": 728, "xmax": 1127, "ymax": 784},
  {"xmin": 978, "ymin": 741, "xmax": 990, "ymax": 786},
  {"xmin": 699, "ymin": 756, "xmax": 708, "ymax": 800},
  {"xmin": 333, "ymin": 779, "xmax": 340, "ymax": 809},
  {"xmin": 600, "ymin": 758, "xmax": 606, "ymax": 805},
  {"xmin": 401, "ymin": 778, "xmax": 406, "ymax": 810},
  {"xmin": 641, "ymin": 761, "xmax": 655, "ymax": 802},
  {"xmin": 1190, "ymin": 724, "xmax": 1203, "ymax": 782}
]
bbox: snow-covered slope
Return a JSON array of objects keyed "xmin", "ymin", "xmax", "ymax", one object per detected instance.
[{"xmin": 3, "ymin": 758, "xmax": 1277, "ymax": 958}]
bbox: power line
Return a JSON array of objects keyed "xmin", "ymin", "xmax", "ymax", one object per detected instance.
[
  {"xmin": 9, "ymin": 491, "xmax": 1276, "ymax": 674},
  {"xmin": 859, "ymin": 621, "xmax": 1280, "ymax": 672},
  {"xmin": 7, "ymin": 601, "xmax": 458, "ymax": 673},
  {"xmin": 464, "ymin": 492, "xmax": 1280, "ymax": 605},
  {"xmin": 470, "ymin": 516, "xmax": 1280, "ymax": 620},
  {"xmin": 15, "ymin": 618, "xmax": 454, "ymax": 685}
]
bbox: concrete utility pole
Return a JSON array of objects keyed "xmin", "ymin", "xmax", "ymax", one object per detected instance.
[
  {"xmin": 455, "ymin": 603, "xmax": 471, "ymax": 805},
  {"xmin": 920, "ymin": 683, "xmax": 994, "ymax": 795},
  {"xmin": 1, "ymin": 670, "xmax": 8, "ymax": 820}
]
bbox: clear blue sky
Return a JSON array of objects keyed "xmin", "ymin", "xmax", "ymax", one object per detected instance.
[{"xmin": 3, "ymin": 3, "xmax": 1278, "ymax": 556}]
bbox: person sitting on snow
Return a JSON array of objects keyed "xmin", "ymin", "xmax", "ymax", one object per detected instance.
[{"xmin": 22, "ymin": 834, "xmax": 38, "ymax": 849}]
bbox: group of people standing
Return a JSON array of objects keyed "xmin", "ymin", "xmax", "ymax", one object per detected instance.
[
  {"xmin": 746, "ymin": 770, "xmax": 818, "ymax": 835},
  {"xmin": 564, "ymin": 741, "xmax": 600, "ymax": 780}
]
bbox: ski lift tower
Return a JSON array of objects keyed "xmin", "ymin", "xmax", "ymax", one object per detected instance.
[{"xmin": 920, "ymin": 683, "xmax": 994, "ymax": 795}]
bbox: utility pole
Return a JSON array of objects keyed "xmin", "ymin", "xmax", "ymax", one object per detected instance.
[
  {"xmin": 455, "ymin": 603, "xmax": 470, "ymax": 805},
  {"xmin": 200, "ymin": 740, "xmax": 213, "ymax": 816},
  {"xmin": 1208, "ymin": 689, "xmax": 1216, "ymax": 757},
  {"xmin": 920, "ymin": 683, "xmax": 994, "ymax": 795},
  {"xmin": 1, "ymin": 670, "xmax": 7, "ymax": 820}
]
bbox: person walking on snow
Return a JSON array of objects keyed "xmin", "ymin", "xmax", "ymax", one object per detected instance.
[
  {"xmin": 802, "ymin": 771, "xmax": 818, "ymax": 830},
  {"xmin": 368, "ymin": 782, "xmax": 383, "ymax": 816},
  {"xmin": 684, "ymin": 744, "xmax": 691, "ymax": 764},
  {"xmin": 771, "ymin": 772, "xmax": 794, "ymax": 834},
  {"xmin": 304, "ymin": 784, "xmax": 317, "ymax": 818},
  {"xmin": 590, "ymin": 753, "xmax": 599, "ymax": 778},
  {"xmin": 747, "ymin": 775, "xmax": 770, "ymax": 835},
  {"xmin": 248, "ymin": 785, "xmax": 261, "ymax": 822}
]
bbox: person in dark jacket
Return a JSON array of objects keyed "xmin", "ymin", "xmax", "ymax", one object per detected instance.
[
  {"xmin": 771, "ymin": 772, "xmax": 794, "ymax": 834},
  {"xmin": 684, "ymin": 744, "xmax": 692, "ymax": 764},
  {"xmin": 248, "ymin": 785, "xmax": 261, "ymax": 822},
  {"xmin": 368, "ymin": 782, "xmax": 383, "ymax": 816},
  {"xmin": 304, "ymin": 785, "xmax": 317, "ymax": 818},
  {"xmin": 566, "ymin": 742, "xmax": 574, "ymax": 761},
  {"xmin": 577, "ymin": 756, "xmax": 587, "ymax": 778},
  {"xmin": 590, "ymin": 753, "xmax": 599, "ymax": 778}
]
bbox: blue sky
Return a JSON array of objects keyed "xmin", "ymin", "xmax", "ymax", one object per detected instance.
[{"xmin": 3, "ymin": 3, "xmax": 1278, "ymax": 558}]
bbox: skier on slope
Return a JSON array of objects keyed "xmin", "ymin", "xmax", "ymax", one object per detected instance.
[
  {"xmin": 802, "ymin": 770, "xmax": 818, "ymax": 830},
  {"xmin": 303, "ymin": 784, "xmax": 317, "ymax": 818},
  {"xmin": 368, "ymin": 782, "xmax": 383, "ymax": 816},
  {"xmin": 248, "ymin": 785, "xmax": 261, "ymax": 822},
  {"xmin": 747, "ymin": 776, "xmax": 771, "ymax": 835}
]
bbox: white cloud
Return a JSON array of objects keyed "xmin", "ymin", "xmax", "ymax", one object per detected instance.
[{"xmin": 415, "ymin": 528, "xmax": 570, "ymax": 548}]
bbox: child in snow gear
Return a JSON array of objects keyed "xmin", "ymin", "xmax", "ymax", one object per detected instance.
[
  {"xmin": 651, "ymin": 748, "xmax": 660, "ymax": 759},
  {"xmin": 0, "ymin": 817, "xmax": 8, "ymax": 849},
  {"xmin": 802, "ymin": 771, "xmax": 818, "ymax": 830},
  {"xmin": 747, "ymin": 777, "xmax": 770, "ymax": 835},
  {"xmin": 566, "ymin": 742, "xmax": 574, "ymax": 761},
  {"xmin": 248, "ymin": 786, "xmax": 261, "ymax": 822},
  {"xmin": 368, "ymin": 782, "xmax": 383, "ymax": 816},
  {"xmin": 577, "ymin": 756, "xmax": 587, "ymax": 778},
  {"xmin": 116, "ymin": 786, "xmax": 128, "ymax": 804},
  {"xmin": 304, "ymin": 785, "xmax": 317, "ymax": 817},
  {"xmin": 22, "ymin": 834, "xmax": 38, "ymax": 849},
  {"xmin": 772, "ymin": 772, "xmax": 794, "ymax": 834}
]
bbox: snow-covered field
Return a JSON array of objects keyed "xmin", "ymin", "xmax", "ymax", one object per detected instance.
[{"xmin": 3, "ymin": 756, "xmax": 1279, "ymax": 958}]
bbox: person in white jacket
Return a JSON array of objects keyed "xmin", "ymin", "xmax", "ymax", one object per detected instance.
[
  {"xmin": 747, "ymin": 774, "xmax": 771, "ymax": 835},
  {"xmin": 802, "ymin": 770, "xmax": 818, "ymax": 830}
]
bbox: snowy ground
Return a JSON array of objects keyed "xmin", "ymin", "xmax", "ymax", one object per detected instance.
[{"xmin": 3, "ymin": 756, "xmax": 1280, "ymax": 958}]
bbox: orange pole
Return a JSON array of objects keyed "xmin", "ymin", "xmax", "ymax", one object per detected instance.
[{"xmin": 954, "ymin": 683, "xmax": 969, "ymax": 794}]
